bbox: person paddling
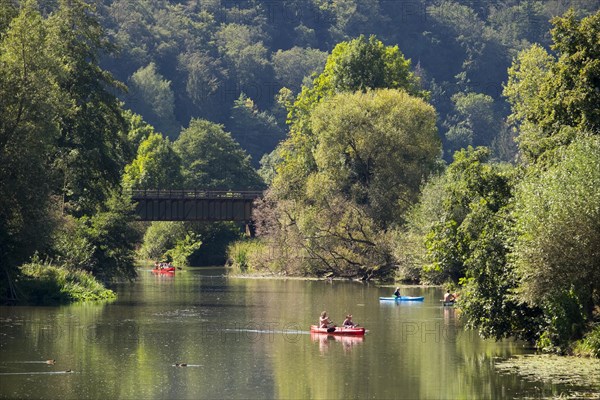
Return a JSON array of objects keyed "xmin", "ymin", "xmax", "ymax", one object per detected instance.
[
  {"xmin": 343, "ymin": 314, "xmax": 358, "ymax": 327},
  {"xmin": 393, "ymin": 287, "xmax": 401, "ymax": 298},
  {"xmin": 319, "ymin": 311, "xmax": 334, "ymax": 328}
]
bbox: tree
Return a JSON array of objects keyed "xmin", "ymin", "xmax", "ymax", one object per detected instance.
[
  {"xmin": 138, "ymin": 221, "xmax": 201, "ymax": 267},
  {"xmin": 227, "ymin": 93, "xmax": 285, "ymax": 167},
  {"xmin": 215, "ymin": 23, "xmax": 271, "ymax": 91},
  {"xmin": 504, "ymin": 10, "xmax": 600, "ymax": 162},
  {"xmin": 420, "ymin": 147, "xmax": 513, "ymax": 284},
  {"xmin": 258, "ymin": 89, "xmax": 440, "ymax": 278},
  {"xmin": 290, "ymin": 34, "xmax": 425, "ymax": 120},
  {"xmin": 271, "ymin": 47, "xmax": 328, "ymax": 93},
  {"xmin": 274, "ymin": 35, "xmax": 426, "ymax": 201},
  {"xmin": 128, "ymin": 62, "xmax": 180, "ymax": 137},
  {"xmin": 122, "ymin": 132, "xmax": 183, "ymax": 190},
  {"xmin": 444, "ymin": 92, "xmax": 501, "ymax": 156},
  {"xmin": 310, "ymin": 89, "xmax": 440, "ymax": 227},
  {"xmin": 0, "ymin": 0, "xmax": 60, "ymax": 299},
  {"xmin": 173, "ymin": 119, "xmax": 264, "ymax": 189},
  {"xmin": 406, "ymin": 145, "xmax": 542, "ymax": 341},
  {"xmin": 511, "ymin": 135, "xmax": 600, "ymax": 348},
  {"xmin": 46, "ymin": 0, "xmax": 131, "ymax": 217},
  {"xmin": 122, "ymin": 109, "xmax": 156, "ymax": 151},
  {"xmin": 52, "ymin": 190, "xmax": 140, "ymax": 281}
]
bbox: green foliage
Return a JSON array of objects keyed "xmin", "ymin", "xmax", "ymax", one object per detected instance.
[
  {"xmin": 573, "ymin": 325, "xmax": 600, "ymax": 358},
  {"xmin": 310, "ymin": 89, "xmax": 440, "ymax": 226},
  {"xmin": 287, "ymin": 35, "xmax": 425, "ymax": 128},
  {"xmin": 457, "ymin": 205, "xmax": 542, "ymax": 343},
  {"xmin": 46, "ymin": 0, "xmax": 131, "ymax": 217},
  {"xmin": 326, "ymin": 35, "xmax": 424, "ymax": 96},
  {"xmin": 537, "ymin": 288, "xmax": 587, "ymax": 352},
  {"xmin": 226, "ymin": 239, "xmax": 268, "ymax": 274},
  {"xmin": 187, "ymin": 222, "xmax": 242, "ymax": 266},
  {"xmin": 0, "ymin": 0, "xmax": 60, "ymax": 292},
  {"xmin": 275, "ymin": 35, "xmax": 428, "ymax": 202},
  {"xmin": 421, "ymin": 147, "xmax": 513, "ymax": 283},
  {"xmin": 90, "ymin": 0, "xmax": 599, "ymax": 163},
  {"xmin": 405, "ymin": 146, "xmax": 544, "ymax": 341},
  {"xmin": 53, "ymin": 191, "xmax": 139, "ymax": 282},
  {"xmin": 263, "ymin": 89, "xmax": 440, "ymax": 278},
  {"xmin": 258, "ymin": 148, "xmax": 283, "ymax": 186},
  {"xmin": 122, "ymin": 132, "xmax": 183, "ymax": 190},
  {"xmin": 271, "ymin": 47, "xmax": 328, "ymax": 93},
  {"xmin": 227, "ymin": 93, "xmax": 285, "ymax": 167},
  {"xmin": 511, "ymin": 136, "xmax": 600, "ymax": 331},
  {"xmin": 0, "ymin": 0, "xmax": 134, "ymax": 301},
  {"xmin": 139, "ymin": 220, "xmax": 241, "ymax": 267},
  {"xmin": 504, "ymin": 10, "xmax": 600, "ymax": 162},
  {"xmin": 128, "ymin": 62, "xmax": 179, "ymax": 137},
  {"xmin": 173, "ymin": 118, "xmax": 264, "ymax": 189},
  {"xmin": 444, "ymin": 92, "xmax": 502, "ymax": 156},
  {"xmin": 19, "ymin": 258, "xmax": 116, "ymax": 305},
  {"xmin": 215, "ymin": 22, "xmax": 271, "ymax": 89},
  {"xmin": 138, "ymin": 222, "xmax": 191, "ymax": 262},
  {"xmin": 164, "ymin": 233, "xmax": 202, "ymax": 268},
  {"xmin": 122, "ymin": 109, "xmax": 156, "ymax": 151}
]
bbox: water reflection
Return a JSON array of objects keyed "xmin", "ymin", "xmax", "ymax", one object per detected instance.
[
  {"xmin": 0, "ymin": 270, "xmax": 595, "ymax": 399},
  {"xmin": 310, "ymin": 333, "xmax": 364, "ymax": 354}
]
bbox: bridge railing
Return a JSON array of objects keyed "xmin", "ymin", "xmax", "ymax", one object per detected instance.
[{"xmin": 128, "ymin": 189, "xmax": 263, "ymax": 200}]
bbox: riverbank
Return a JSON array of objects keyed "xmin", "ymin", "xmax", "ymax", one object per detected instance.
[{"xmin": 14, "ymin": 261, "xmax": 116, "ymax": 305}]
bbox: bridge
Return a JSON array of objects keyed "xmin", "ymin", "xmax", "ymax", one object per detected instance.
[{"xmin": 129, "ymin": 189, "xmax": 263, "ymax": 222}]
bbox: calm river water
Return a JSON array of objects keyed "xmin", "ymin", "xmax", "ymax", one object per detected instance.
[{"xmin": 0, "ymin": 267, "xmax": 591, "ymax": 399}]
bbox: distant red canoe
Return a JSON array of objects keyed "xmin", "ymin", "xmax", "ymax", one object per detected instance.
[
  {"xmin": 152, "ymin": 267, "xmax": 175, "ymax": 273},
  {"xmin": 310, "ymin": 325, "xmax": 366, "ymax": 336}
]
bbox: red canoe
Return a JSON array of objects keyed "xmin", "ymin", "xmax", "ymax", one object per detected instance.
[
  {"xmin": 310, "ymin": 325, "xmax": 366, "ymax": 336},
  {"xmin": 152, "ymin": 267, "xmax": 175, "ymax": 273}
]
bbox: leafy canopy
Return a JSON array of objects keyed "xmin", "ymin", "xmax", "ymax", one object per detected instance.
[
  {"xmin": 173, "ymin": 118, "xmax": 264, "ymax": 190},
  {"xmin": 504, "ymin": 10, "xmax": 600, "ymax": 162}
]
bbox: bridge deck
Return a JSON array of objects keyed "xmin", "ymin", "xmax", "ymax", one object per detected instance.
[{"xmin": 129, "ymin": 189, "xmax": 263, "ymax": 222}]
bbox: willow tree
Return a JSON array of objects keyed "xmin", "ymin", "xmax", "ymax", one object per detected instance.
[
  {"xmin": 258, "ymin": 89, "xmax": 440, "ymax": 278},
  {"xmin": 273, "ymin": 35, "xmax": 426, "ymax": 201},
  {"xmin": 246, "ymin": 35, "xmax": 440, "ymax": 278}
]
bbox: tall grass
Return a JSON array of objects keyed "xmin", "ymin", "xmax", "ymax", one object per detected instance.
[
  {"xmin": 226, "ymin": 239, "xmax": 267, "ymax": 274},
  {"xmin": 19, "ymin": 261, "xmax": 116, "ymax": 305},
  {"xmin": 573, "ymin": 324, "xmax": 600, "ymax": 358}
]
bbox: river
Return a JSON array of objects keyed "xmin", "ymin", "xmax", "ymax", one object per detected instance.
[{"xmin": 0, "ymin": 267, "xmax": 595, "ymax": 399}]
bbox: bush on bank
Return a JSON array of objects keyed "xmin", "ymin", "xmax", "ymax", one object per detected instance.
[
  {"xmin": 573, "ymin": 324, "xmax": 600, "ymax": 358},
  {"xmin": 226, "ymin": 238, "xmax": 292, "ymax": 275},
  {"xmin": 18, "ymin": 260, "xmax": 116, "ymax": 305}
]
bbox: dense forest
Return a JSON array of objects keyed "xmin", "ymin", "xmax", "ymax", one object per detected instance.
[{"xmin": 1, "ymin": 0, "xmax": 599, "ymax": 355}]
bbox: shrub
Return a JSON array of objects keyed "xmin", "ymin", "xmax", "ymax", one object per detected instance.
[
  {"xmin": 573, "ymin": 325, "xmax": 600, "ymax": 358},
  {"xmin": 18, "ymin": 259, "xmax": 115, "ymax": 305},
  {"xmin": 226, "ymin": 239, "xmax": 273, "ymax": 274}
]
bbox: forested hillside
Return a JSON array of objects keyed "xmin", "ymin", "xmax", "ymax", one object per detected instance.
[{"xmin": 97, "ymin": 0, "xmax": 598, "ymax": 162}]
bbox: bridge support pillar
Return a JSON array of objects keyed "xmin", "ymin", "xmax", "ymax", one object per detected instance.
[{"xmin": 245, "ymin": 222, "xmax": 255, "ymax": 238}]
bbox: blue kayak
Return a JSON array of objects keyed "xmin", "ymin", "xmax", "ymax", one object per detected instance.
[{"xmin": 379, "ymin": 296, "xmax": 424, "ymax": 301}]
